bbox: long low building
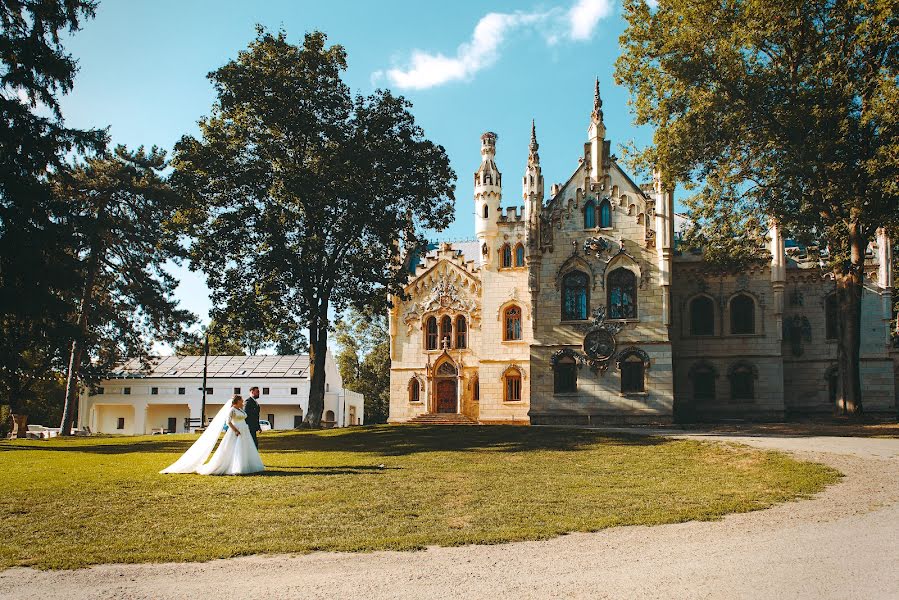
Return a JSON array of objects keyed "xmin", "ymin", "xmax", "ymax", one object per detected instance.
[{"xmin": 78, "ymin": 351, "xmax": 364, "ymax": 435}]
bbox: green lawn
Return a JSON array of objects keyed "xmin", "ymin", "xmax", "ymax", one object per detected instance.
[{"xmin": 0, "ymin": 426, "xmax": 839, "ymax": 570}]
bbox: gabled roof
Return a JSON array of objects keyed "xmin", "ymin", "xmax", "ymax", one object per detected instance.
[{"xmin": 109, "ymin": 355, "xmax": 311, "ymax": 379}]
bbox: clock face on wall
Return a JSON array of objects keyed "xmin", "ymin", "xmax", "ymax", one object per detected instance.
[{"xmin": 584, "ymin": 329, "xmax": 616, "ymax": 360}]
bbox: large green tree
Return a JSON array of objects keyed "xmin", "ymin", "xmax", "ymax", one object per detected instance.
[
  {"xmin": 616, "ymin": 0, "xmax": 899, "ymax": 414},
  {"xmin": 0, "ymin": 0, "xmax": 105, "ymax": 431},
  {"xmin": 55, "ymin": 146, "xmax": 196, "ymax": 434},
  {"xmin": 173, "ymin": 28, "xmax": 455, "ymax": 426},
  {"xmin": 334, "ymin": 311, "xmax": 390, "ymax": 424}
]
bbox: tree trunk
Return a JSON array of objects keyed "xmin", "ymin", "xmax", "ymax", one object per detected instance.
[
  {"xmin": 834, "ymin": 226, "xmax": 866, "ymax": 415},
  {"xmin": 304, "ymin": 310, "xmax": 329, "ymax": 428},
  {"xmin": 59, "ymin": 245, "xmax": 102, "ymax": 436}
]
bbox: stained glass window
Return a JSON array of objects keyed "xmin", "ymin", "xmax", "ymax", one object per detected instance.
[
  {"xmin": 504, "ymin": 306, "xmax": 522, "ymax": 340},
  {"xmin": 562, "ymin": 271, "xmax": 589, "ymax": 320},
  {"xmin": 607, "ymin": 269, "xmax": 636, "ymax": 319},
  {"xmin": 584, "ymin": 199, "xmax": 596, "ymax": 228}
]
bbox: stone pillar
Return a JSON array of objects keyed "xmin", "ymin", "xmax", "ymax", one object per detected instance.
[
  {"xmin": 769, "ymin": 219, "xmax": 786, "ymax": 341},
  {"xmin": 877, "ymin": 228, "xmax": 894, "ymax": 344}
]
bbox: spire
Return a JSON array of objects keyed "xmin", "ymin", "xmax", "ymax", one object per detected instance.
[
  {"xmin": 528, "ymin": 119, "xmax": 540, "ymax": 167},
  {"xmin": 592, "ymin": 77, "xmax": 603, "ymax": 123}
]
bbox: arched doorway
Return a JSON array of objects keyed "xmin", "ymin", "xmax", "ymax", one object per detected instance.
[{"xmin": 434, "ymin": 361, "xmax": 458, "ymax": 413}]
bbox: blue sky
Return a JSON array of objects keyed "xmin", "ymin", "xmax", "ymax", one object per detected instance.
[{"xmin": 58, "ymin": 0, "xmax": 656, "ymax": 326}]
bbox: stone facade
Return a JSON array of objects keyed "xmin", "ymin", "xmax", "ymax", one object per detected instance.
[{"xmin": 388, "ymin": 81, "xmax": 898, "ymax": 424}]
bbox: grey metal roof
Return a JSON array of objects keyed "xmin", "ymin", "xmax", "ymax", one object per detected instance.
[
  {"xmin": 426, "ymin": 240, "xmax": 481, "ymax": 263},
  {"xmin": 109, "ymin": 355, "xmax": 311, "ymax": 379}
]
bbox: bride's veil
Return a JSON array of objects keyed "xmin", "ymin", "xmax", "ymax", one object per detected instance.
[{"xmin": 160, "ymin": 402, "xmax": 231, "ymax": 474}]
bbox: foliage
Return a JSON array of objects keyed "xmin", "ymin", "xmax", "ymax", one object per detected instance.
[
  {"xmin": 0, "ymin": 374, "xmax": 65, "ymax": 438},
  {"xmin": 334, "ymin": 311, "xmax": 390, "ymax": 424},
  {"xmin": 615, "ymin": 0, "xmax": 899, "ymax": 413},
  {"xmin": 0, "ymin": 0, "xmax": 105, "ymax": 414},
  {"xmin": 172, "ymin": 28, "xmax": 455, "ymax": 426},
  {"xmin": 0, "ymin": 427, "xmax": 838, "ymax": 569},
  {"xmin": 54, "ymin": 146, "xmax": 197, "ymax": 433}
]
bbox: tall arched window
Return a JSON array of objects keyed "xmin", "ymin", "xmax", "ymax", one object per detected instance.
[
  {"xmin": 608, "ymin": 268, "xmax": 637, "ymax": 319},
  {"xmin": 562, "ymin": 271, "xmax": 589, "ymax": 320},
  {"xmin": 825, "ymin": 293, "xmax": 838, "ymax": 340},
  {"xmin": 584, "ymin": 199, "xmax": 597, "ymax": 228},
  {"xmin": 482, "ymin": 204, "xmax": 489, "ymax": 218},
  {"xmin": 504, "ymin": 305, "xmax": 522, "ymax": 340},
  {"xmin": 473, "ymin": 376, "xmax": 480, "ymax": 402},
  {"xmin": 425, "ymin": 316, "xmax": 438, "ymax": 350},
  {"xmin": 689, "ymin": 296, "xmax": 715, "ymax": 336},
  {"xmin": 504, "ymin": 368, "xmax": 522, "ymax": 402},
  {"xmin": 455, "ymin": 316, "xmax": 467, "ymax": 349},
  {"xmin": 690, "ymin": 363, "xmax": 716, "ymax": 400},
  {"xmin": 440, "ymin": 315, "xmax": 453, "ymax": 348},
  {"xmin": 620, "ymin": 353, "xmax": 645, "ymax": 393},
  {"xmin": 408, "ymin": 378, "xmax": 420, "ymax": 403},
  {"xmin": 599, "ymin": 199, "xmax": 612, "ymax": 228},
  {"xmin": 729, "ymin": 363, "xmax": 755, "ymax": 400},
  {"xmin": 501, "ymin": 243, "xmax": 513, "ymax": 268},
  {"xmin": 514, "ymin": 243, "xmax": 525, "ymax": 267},
  {"xmin": 730, "ymin": 294, "xmax": 755, "ymax": 334},
  {"xmin": 554, "ymin": 356, "xmax": 577, "ymax": 393}
]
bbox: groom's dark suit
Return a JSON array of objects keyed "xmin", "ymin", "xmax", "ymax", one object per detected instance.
[{"xmin": 245, "ymin": 394, "xmax": 261, "ymax": 448}]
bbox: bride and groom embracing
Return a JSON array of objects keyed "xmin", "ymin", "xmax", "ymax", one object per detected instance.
[{"xmin": 161, "ymin": 386, "xmax": 265, "ymax": 476}]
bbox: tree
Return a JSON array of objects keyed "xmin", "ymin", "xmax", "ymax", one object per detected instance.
[
  {"xmin": 176, "ymin": 319, "xmax": 246, "ymax": 356},
  {"xmin": 173, "ymin": 28, "xmax": 455, "ymax": 426},
  {"xmin": 0, "ymin": 0, "xmax": 105, "ymax": 433},
  {"xmin": 55, "ymin": 146, "xmax": 196, "ymax": 434},
  {"xmin": 334, "ymin": 312, "xmax": 390, "ymax": 424},
  {"xmin": 616, "ymin": 0, "xmax": 899, "ymax": 414}
]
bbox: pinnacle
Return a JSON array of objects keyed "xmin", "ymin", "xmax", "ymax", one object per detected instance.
[
  {"xmin": 592, "ymin": 77, "xmax": 603, "ymax": 122},
  {"xmin": 529, "ymin": 119, "xmax": 539, "ymax": 153}
]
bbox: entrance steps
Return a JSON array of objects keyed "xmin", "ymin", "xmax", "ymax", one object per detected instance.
[{"xmin": 407, "ymin": 413, "xmax": 478, "ymax": 425}]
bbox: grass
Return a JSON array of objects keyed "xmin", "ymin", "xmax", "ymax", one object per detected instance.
[{"xmin": 0, "ymin": 425, "xmax": 840, "ymax": 570}]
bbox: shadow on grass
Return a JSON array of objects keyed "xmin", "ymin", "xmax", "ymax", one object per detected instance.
[
  {"xmin": 259, "ymin": 465, "xmax": 398, "ymax": 477},
  {"xmin": 0, "ymin": 425, "xmax": 670, "ymax": 456}
]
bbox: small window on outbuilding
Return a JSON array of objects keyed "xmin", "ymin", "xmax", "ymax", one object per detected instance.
[{"xmin": 116, "ymin": 417, "xmax": 125, "ymax": 430}]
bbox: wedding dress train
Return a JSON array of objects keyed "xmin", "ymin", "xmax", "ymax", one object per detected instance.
[{"xmin": 161, "ymin": 405, "xmax": 264, "ymax": 475}]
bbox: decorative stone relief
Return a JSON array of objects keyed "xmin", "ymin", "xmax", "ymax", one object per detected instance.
[{"xmin": 402, "ymin": 272, "xmax": 481, "ymax": 334}]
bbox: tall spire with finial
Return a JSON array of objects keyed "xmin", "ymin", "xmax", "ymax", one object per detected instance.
[
  {"xmin": 528, "ymin": 119, "xmax": 540, "ymax": 167},
  {"xmin": 523, "ymin": 119, "xmax": 544, "ymax": 225},
  {"xmin": 592, "ymin": 77, "xmax": 603, "ymax": 123}
]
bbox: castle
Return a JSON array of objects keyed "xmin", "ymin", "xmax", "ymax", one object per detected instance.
[{"xmin": 387, "ymin": 81, "xmax": 898, "ymax": 425}]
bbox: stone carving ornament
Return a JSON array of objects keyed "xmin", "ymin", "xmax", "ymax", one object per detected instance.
[{"xmin": 402, "ymin": 274, "xmax": 481, "ymax": 334}]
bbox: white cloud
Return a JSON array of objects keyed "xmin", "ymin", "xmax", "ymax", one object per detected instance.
[
  {"xmin": 380, "ymin": 0, "xmax": 615, "ymax": 90},
  {"xmin": 567, "ymin": 0, "xmax": 614, "ymax": 41},
  {"xmin": 383, "ymin": 11, "xmax": 546, "ymax": 90}
]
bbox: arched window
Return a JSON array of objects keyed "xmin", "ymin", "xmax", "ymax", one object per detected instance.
[
  {"xmin": 690, "ymin": 363, "xmax": 716, "ymax": 400},
  {"xmin": 324, "ymin": 410, "xmax": 336, "ymax": 423},
  {"xmin": 620, "ymin": 353, "xmax": 645, "ymax": 393},
  {"xmin": 473, "ymin": 376, "xmax": 480, "ymax": 402},
  {"xmin": 730, "ymin": 294, "xmax": 755, "ymax": 334},
  {"xmin": 501, "ymin": 243, "xmax": 513, "ymax": 268},
  {"xmin": 504, "ymin": 368, "xmax": 522, "ymax": 402},
  {"xmin": 554, "ymin": 356, "xmax": 577, "ymax": 393},
  {"xmin": 408, "ymin": 378, "xmax": 420, "ymax": 403},
  {"xmin": 562, "ymin": 271, "xmax": 589, "ymax": 320},
  {"xmin": 825, "ymin": 293, "xmax": 838, "ymax": 340},
  {"xmin": 455, "ymin": 316, "xmax": 467, "ymax": 349},
  {"xmin": 599, "ymin": 199, "xmax": 612, "ymax": 228},
  {"xmin": 425, "ymin": 316, "xmax": 438, "ymax": 350},
  {"xmin": 608, "ymin": 268, "xmax": 637, "ymax": 319},
  {"xmin": 689, "ymin": 296, "xmax": 715, "ymax": 336},
  {"xmin": 514, "ymin": 243, "xmax": 525, "ymax": 267},
  {"xmin": 729, "ymin": 363, "xmax": 755, "ymax": 400},
  {"xmin": 440, "ymin": 315, "xmax": 453, "ymax": 348},
  {"xmin": 482, "ymin": 204, "xmax": 489, "ymax": 218},
  {"xmin": 504, "ymin": 305, "xmax": 522, "ymax": 340},
  {"xmin": 584, "ymin": 199, "xmax": 597, "ymax": 228}
]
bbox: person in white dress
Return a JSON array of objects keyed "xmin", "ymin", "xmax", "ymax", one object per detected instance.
[{"xmin": 161, "ymin": 395, "xmax": 265, "ymax": 476}]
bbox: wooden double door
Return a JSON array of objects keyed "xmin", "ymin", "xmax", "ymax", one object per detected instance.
[{"xmin": 435, "ymin": 379, "xmax": 457, "ymax": 413}]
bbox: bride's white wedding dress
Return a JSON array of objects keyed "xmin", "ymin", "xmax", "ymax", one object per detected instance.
[{"xmin": 161, "ymin": 405, "xmax": 265, "ymax": 475}]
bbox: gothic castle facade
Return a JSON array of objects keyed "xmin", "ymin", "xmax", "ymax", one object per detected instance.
[{"xmin": 388, "ymin": 82, "xmax": 898, "ymax": 424}]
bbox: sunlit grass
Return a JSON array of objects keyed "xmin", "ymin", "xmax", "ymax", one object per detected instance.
[{"xmin": 0, "ymin": 425, "xmax": 840, "ymax": 570}]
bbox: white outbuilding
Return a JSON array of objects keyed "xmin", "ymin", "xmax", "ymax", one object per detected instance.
[{"xmin": 77, "ymin": 351, "xmax": 364, "ymax": 435}]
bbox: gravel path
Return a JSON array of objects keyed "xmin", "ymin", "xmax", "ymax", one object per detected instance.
[{"xmin": 3, "ymin": 432, "xmax": 899, "ymax": 600}]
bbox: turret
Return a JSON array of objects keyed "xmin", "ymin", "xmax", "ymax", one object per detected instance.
[
  {"xmin": 474, "ymin": 131, "xmax": 502, "ymax": 266},
  {"xmin": 522, "ymin": 120, "xmax": 543, "ymax": 225},
  {"xmin": 587, "ymin": 77, "xmax": 607, "ymax": 180}
]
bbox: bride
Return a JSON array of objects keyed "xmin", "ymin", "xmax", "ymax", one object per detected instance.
[{"xmin": 161, "ymin": 395, "xmax": 265, "ymax": 475}]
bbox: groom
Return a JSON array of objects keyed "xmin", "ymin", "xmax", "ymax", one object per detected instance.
[{"xmin": 245, "ymin": 386, "xmax": 262, "ymax": 448}]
